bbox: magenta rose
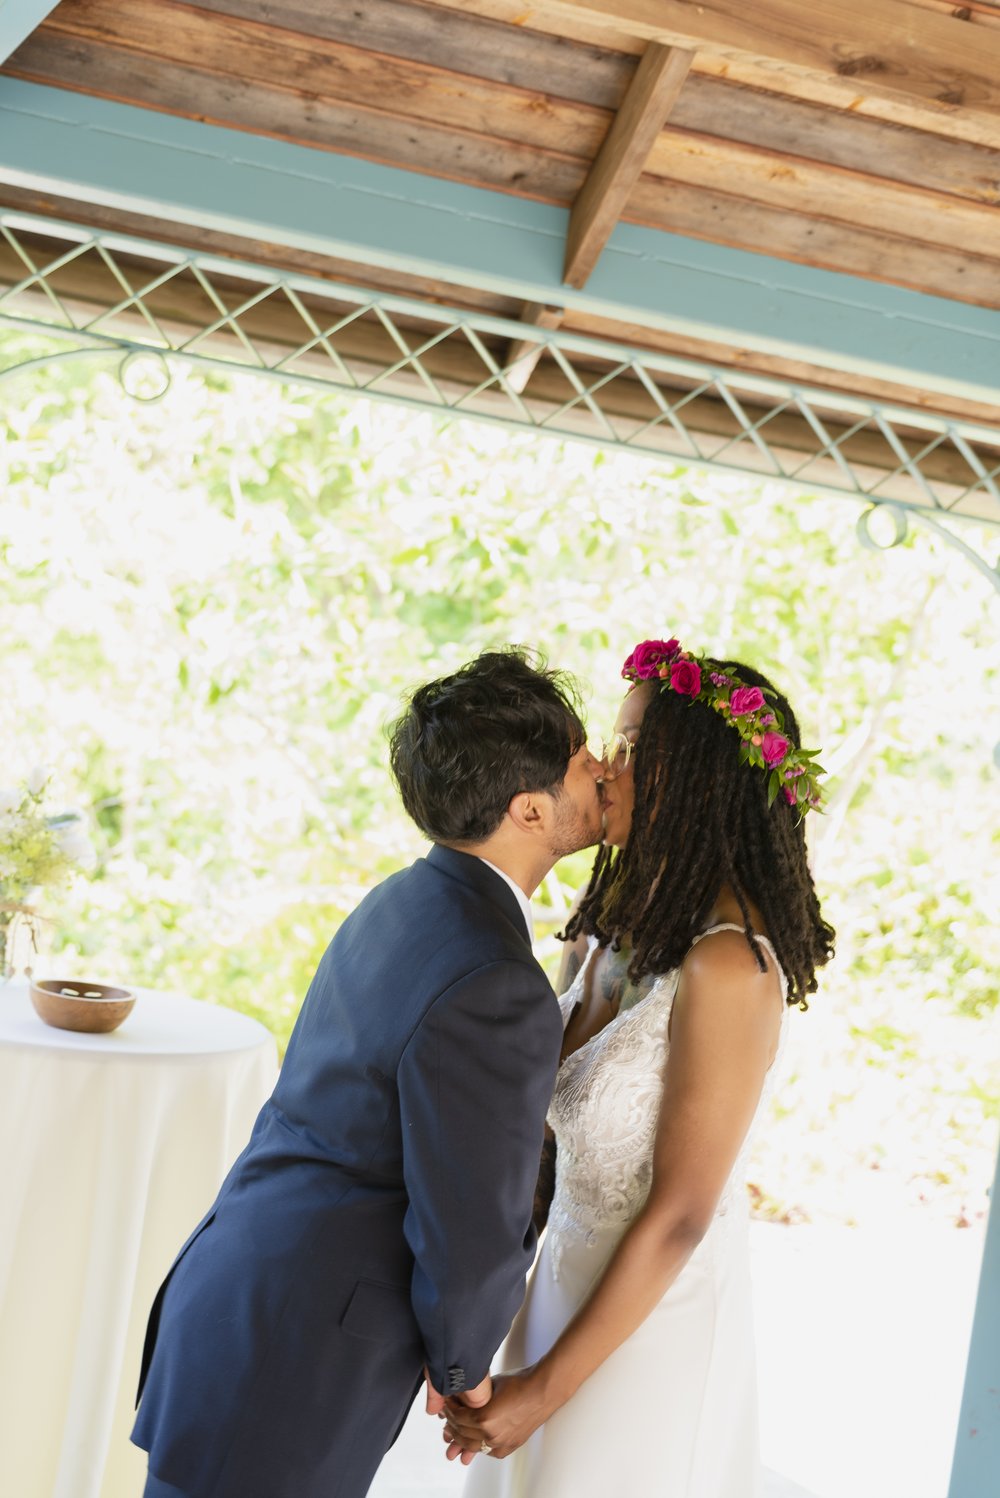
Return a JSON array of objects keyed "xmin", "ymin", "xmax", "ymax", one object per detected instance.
[
  {"xmin": 622, "ymin": 638, "xmax": 681, "ymax": 680},
  {"xmin": 761, "ymin": 732, "xmax": 790, "ymax": 767},
  {"xmin": 729, "ymin": 685, "xmax": 765, "ymax": 717},
  {"xmin": 669, "ymin": 659, "xmax": 702, "ymax": 697}
]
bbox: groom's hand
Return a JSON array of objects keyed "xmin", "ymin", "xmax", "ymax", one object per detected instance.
[
  {"xmin": 458, "ymin": 1373, "xmax": 493, "ymax": 1409},
  {"xmin": 424, "ymin": 1367, "xmax": 446, "ymax": 1417}
]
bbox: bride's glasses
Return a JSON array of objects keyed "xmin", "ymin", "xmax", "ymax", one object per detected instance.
[{"xmin": 600, "ymin": 732, "xmax": 638, "ymax": 781}]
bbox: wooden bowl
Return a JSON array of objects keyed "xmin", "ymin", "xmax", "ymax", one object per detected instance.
[{"xmin": 29, "ymin": 978, "xmax": 136, "ymax": 1034}]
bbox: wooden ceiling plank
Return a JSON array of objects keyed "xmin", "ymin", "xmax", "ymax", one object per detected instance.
[
  {"xmin": 671, "ymin": 80, "xmax": 1000, "ymax": 206},
  {"xmin": 504, "ymin": 301, "xmax": 564, "ymax": 391},
  {"xmin": 642, "ymin": 130, "xmax": 1000, "ymax": 258},
  {"xmin": 191, "ymin": 0, "xmax": 631, "ymax": 106},
  {"xmin": 24, "ymin": 4, "xmax": 1000, "ymax": 205},
  {"xmin": 625, "ymin": 175, "xmax": 1000, "ymax": 311},
  {"xmin": 545, "ymin": 0, "xmax": 1000, "ymax": 121},
  {"xmin": 563, "ymin": 41, "xmax": 693, "ymax": 287}
]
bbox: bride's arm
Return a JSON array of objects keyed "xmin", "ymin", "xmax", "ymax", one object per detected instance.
[{"xmin": 443, "ymin": 930, "xmax": 783, "ymax": 1460}]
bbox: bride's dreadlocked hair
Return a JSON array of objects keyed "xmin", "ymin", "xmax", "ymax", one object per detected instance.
[{"xmin": 564, "ymin": 661, "xmax": 834, "ymax": 1008}]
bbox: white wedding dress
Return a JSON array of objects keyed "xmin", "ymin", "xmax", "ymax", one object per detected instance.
[{"xmin": 464, "ymin": 924, "xmax": 788, "ymax": 1498}]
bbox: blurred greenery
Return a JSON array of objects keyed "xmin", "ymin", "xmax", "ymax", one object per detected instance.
[{"xmin": 1, "ymin": 329, "xmax": 998, "ymax": 1228}]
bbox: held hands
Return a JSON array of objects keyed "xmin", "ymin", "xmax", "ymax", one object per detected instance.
[
  {"xmin": 426, "ymin": 1370, "xmax": 493, "ymax": 1465},
  {"xmin": 441, "ymin": 1368, "xmax": 550, "ymax": 1462}
]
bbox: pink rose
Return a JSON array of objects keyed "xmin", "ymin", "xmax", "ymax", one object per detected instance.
[
  {"xmin": 669, "ymin": 659, "xmax": 702, "ymax": 697},
  {"xmin": 761, "ymin": 732, "xmax": 790, "ymax": 767},
  {"xmin": 622, "ymin": 638, "xmax": 681, "ymax": 680},
  {"xmin": 729, "ymin": 686, "xmax": 765, "ymax": 717}
]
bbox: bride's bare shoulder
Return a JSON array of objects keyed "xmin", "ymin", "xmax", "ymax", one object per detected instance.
[{"xmin": 680, "ymin": 926, "xmax": 779, "ymax": 994}]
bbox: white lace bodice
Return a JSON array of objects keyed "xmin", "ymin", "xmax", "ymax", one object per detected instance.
[{"xmin": 546, "ymin": 924, "xmax": 788, "ymax": 1279}]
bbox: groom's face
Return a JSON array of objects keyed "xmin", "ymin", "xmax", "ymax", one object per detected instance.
[{"xmin": 546, "ymin": 743, "xmax": 605, "ymax": 859}]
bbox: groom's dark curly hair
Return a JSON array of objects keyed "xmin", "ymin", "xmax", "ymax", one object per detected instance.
[
  {"xmin": 564, "ymin": 661, "xmax": 834, "ymax": 1008},
  {"xmin": 389, "ymin": 647, "xmax": 587, "ymax": 843}
]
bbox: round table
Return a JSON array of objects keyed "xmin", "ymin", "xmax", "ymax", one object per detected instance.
[{"xmin": 0, "ymin": 979, "xmax": 278, "ymax": 1498}]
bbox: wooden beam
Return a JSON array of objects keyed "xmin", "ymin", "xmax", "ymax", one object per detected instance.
[
  {"xmin": 547, "ymin": 0, "xmax": 1000, "ymax": 125},
  {"xmin": 3, "ymin": 80, "xmax": 1000, "ymax": 407},
  {"xmin": 0, "ymin": 0, "xmax": 59, "ymax": 65},
  {"xmin": 504, "ymin": 302, "xmax": 564, "ymax": 392},
  {"xmin": 564, "ymin": 42, "xmax": 692, "ymax": 288}
]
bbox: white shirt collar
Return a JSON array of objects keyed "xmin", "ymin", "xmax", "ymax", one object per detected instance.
[{"xmin": 477, "ymin": 858, "xmax": 535, "ymax": 943}]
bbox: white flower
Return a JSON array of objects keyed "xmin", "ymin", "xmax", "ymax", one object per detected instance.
[
  {"xmin": 0, "ymin": 787, "xmax": 22, "ymax": 816},
  {"xmin": 25, "ymin": 764, "xmax": 52, "ymax": 797}
]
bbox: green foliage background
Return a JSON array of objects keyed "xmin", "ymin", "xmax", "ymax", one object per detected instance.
[{"xmin": 2, "ymin": 331, "xmax": 998, "ymax": 1227}]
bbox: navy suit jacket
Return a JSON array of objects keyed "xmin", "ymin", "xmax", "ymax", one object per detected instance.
[{"xmin": 132, "ymin": 845, "xmax": 563, "ymax": 1498}]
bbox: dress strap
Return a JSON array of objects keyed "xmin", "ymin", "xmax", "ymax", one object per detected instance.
[{"xmin": 690, "ymin": 921, "xmax": 780, "ymax": 970}]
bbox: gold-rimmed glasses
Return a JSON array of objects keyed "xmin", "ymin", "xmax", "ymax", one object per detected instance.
[{"xmin": 600, "ymin": 731, "xmax": 638, "ymax": 781}]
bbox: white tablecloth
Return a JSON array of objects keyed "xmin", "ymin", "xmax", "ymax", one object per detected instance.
[{"xmin": 0, "ymin": 979, "xmax": 278, "ymax": 1498}]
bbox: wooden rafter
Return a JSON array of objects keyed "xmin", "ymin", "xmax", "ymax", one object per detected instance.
[
  {"xmin": 504, "ymin": 302, "xmax": 564, "ymax": 392},
  {"xmin": 563, "ymin": 42, "xmax": 693, "ymax": 288},
  {"xmin": 546, "ymin": 0, "xmax": 1000, "ymax": 126}
]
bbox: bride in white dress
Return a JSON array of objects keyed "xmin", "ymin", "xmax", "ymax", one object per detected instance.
[{"xmin": 447, "ymin": 639, "xmax": 834, "ymax": 1497}]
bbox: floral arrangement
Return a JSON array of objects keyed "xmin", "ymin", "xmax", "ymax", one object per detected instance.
[
  {"xmin": 622, "ymin": 638, "xmax": 825, "ymax": 816},
  {"xmin": 0, "ymin": 767, "xmax": 94, "ymax": 977}
]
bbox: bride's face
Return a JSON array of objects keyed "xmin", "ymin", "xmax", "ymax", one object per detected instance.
[{"xmin": 600, "ymin": 681, "xmax": 654, "ymax": 849}]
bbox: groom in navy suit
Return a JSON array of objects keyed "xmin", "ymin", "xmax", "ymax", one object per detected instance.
[{"xmin": 132, "ymin": 649, "xmax": 604, "ymax": 1498}]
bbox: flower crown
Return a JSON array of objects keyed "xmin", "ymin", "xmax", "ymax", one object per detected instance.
[{"xmin": 622, "ymin": 639, "xmax": 825, "ymax": 817}]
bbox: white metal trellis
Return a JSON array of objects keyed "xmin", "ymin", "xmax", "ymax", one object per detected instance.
[{"xmin": 1, "ymin": 208, "xmax": 998, "ymax": 595}]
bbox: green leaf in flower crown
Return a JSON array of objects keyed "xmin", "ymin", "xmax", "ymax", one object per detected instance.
[{"xmin": 767, "ymin": 771, "xmax": 780, "ymax": 807}]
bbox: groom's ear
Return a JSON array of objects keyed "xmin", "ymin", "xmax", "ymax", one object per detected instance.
[{"xmin": 506, "ymin": 790, "xmax": 547, "ymax": 834}]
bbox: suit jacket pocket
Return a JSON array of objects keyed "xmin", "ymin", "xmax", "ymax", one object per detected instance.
[{"xmin": 340, "ymin": 1278, "xmax": 418, "ymax": 1345}]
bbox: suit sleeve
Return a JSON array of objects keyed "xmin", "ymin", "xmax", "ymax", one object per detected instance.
[{"xmin": 396, "ymin": 959, "xmax": 563, "ymax": 1393}]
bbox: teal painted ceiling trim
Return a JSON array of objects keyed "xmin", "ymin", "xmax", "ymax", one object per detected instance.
[
  {"xmin": 0, "ymin": 2, "xmax": 60, "ymax": 66},
  {"xmin": 1, "ymin": 77, "xmax": 999, "ymax": 407}
]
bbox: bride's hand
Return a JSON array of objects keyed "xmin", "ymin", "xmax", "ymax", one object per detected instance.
[{"xmin": 442, "ymin": 1368, "xmax": 550, "ymax": 1460}]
